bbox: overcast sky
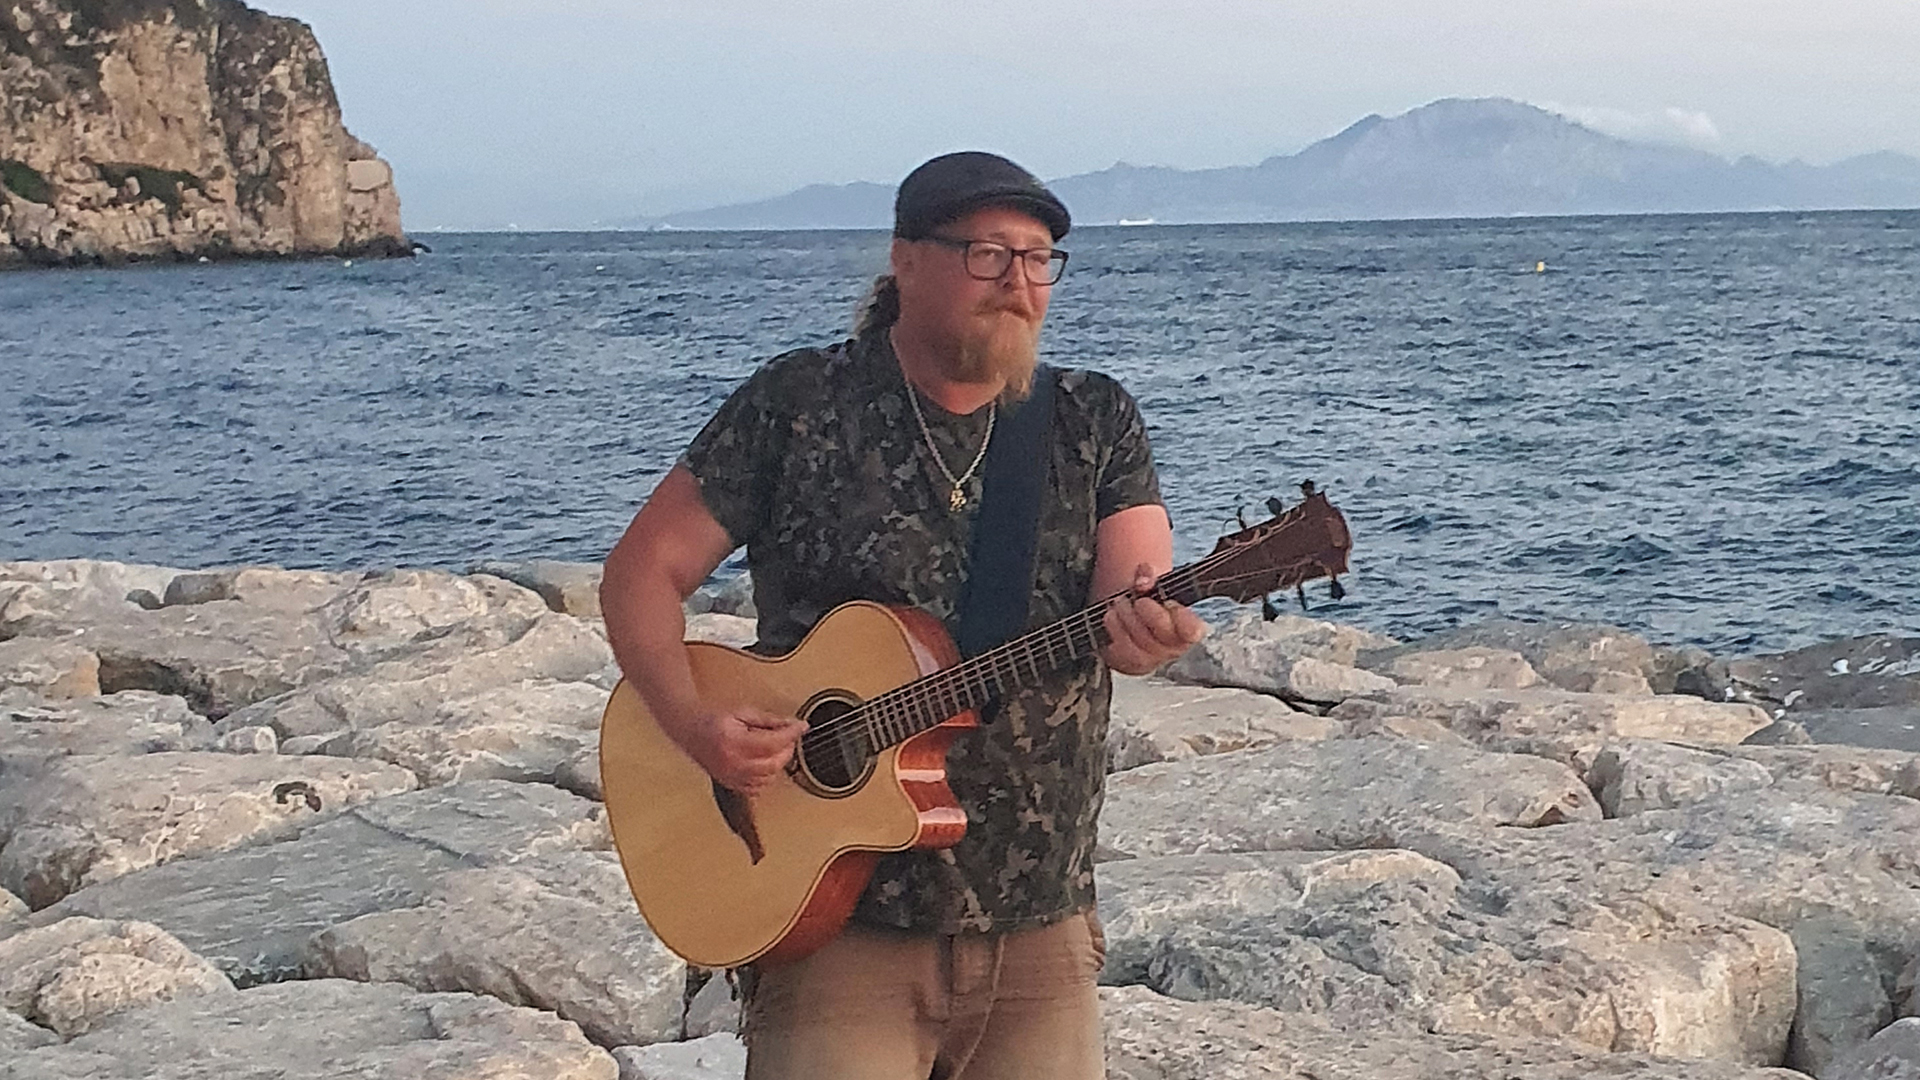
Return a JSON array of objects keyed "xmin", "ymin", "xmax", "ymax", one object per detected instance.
[{"xmin": 271, "ymin": 1, "xmax": 1920, "ymax": 231}]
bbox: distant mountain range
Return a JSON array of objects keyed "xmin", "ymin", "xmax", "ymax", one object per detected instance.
[{"xmin": 636, "ymin": 98, "xmax": 1920, "ymax": 230}]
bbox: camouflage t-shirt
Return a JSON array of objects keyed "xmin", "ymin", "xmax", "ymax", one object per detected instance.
[{"xmin": 679, "ymin": 328, "xmax": 1163, "ymax": 934}]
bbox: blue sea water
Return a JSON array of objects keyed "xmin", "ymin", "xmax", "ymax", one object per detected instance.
[{"xmin": 3, "ymin": 212, "xmax": 1918, "ymax": 655}]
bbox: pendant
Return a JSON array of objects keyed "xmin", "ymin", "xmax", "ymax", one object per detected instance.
[{"xmin": 949, "ymin": 487, "xmax": 967, "ymax": 512}]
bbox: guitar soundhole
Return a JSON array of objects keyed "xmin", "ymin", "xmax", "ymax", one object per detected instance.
[{"xmin": 793, "ymin": 692, "xmax": 875, "ymax": 797}]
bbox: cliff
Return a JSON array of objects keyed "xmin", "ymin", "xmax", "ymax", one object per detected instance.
[{"xmin": 0, "ymin": 0, "xmax": 408, "ymax": 268}]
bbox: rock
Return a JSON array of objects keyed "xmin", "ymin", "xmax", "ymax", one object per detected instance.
[
  {"xmin": 0, "ymin": 917, "xmax": 232, "ymax": 1036},
  {"xmin": 1788, "ymin": 914, "xmax": 1896, "ymax": 1077},
  {"xmin": 1731, "ymin": 634, "xmax": 1920, "ymax": 713},
  {"xmin": 1, "ymin": 1007, "xmax": 58, "ymax": 1051},
  {"xmin": 1, "ymin": 690, "xmax": 214, "ymax": 781},
  {"xmin": 1, "ymin": 2, "xmax": 408, "ymax": 268},
  {"xmin": 705, "ymin": 574, "xmax": 756, "ymax": 619},
  {"xmin": 1362, "ymin": 618, "xmax": 1660, "ymax": 695},
  {"xmin": 470, "ymin": 561, "xmax": 605, "ymax": 618},
  {"xmin": 1796, "ymin": 707, "xmax": 1920, "ymax": 754},
  {"xmin": 0, "ymin": 560, "xmax": 181, "ymax": 637},
  {"xmin": 212, "ymin": 725, "xmax": 278, "ymax": 754},
  {"xmin": 41, "ymin": 781, "xmax": 609, "ymax": 987},
  {"xmin": 1902, "ymin": 955, "xmax": 1920, "ymax": 1019},
  {"xmin": 330, "ymin": 679, "xmax": 611, "ymax": 787},
  {"xmin": 682, "ymin": 971, "xmax": 738, "ymax": 1038},
  {"xmin": 1727, "ymin": 744, "xmax": 1920, "ymax": 799},
  {"xmin": 1101, "ymin": 985, "xmax": 1809, "ymax": 1080},
  {"xmin": 1374, "ymin": 647, "xmax": 1542, "ymax": 691},
  {"xmin": 1652, "ymin": 644, "xmax": 1734, "ymax": 699},
  {"xmin": 0, "ymin": 751, "xmax": 417, "ymax": 907},
  {"xmin": 1584, "ymin": 741, "xmax": 1776, "ymax": 817},
  {"xmin": 1328, "ymin": 686, "xmax": 1770, "ymax": 771},
  {"xmin": 1106, "ymin": 850, "xmax": 1794, "ymax": 1063},
  {"xmin": 2, "ymin": 979, "xmax": 616, "ymax": 1079},
  {"xmin": 0, "ymin": 640, "xmax": 100, "ymax": 699},
  {"xmin": 1, "ymin": 884, "xmax": 26, "ymax": 937},
  {"xmin": 1745, "ymin": 718, "xmax": 1815, "ymax": 745},
  {"xmin": 1098, "ymin": 740, "xmax": 1600, "ymax": 860},
  {"xmin": 556, "ymin": 747, "xmax": 604, "ymax": 800},
  {"xmin": 1336, "ymin": 712, "xmax": 1476, "ymax": 747},
  {"xmin": 1829, "ymin": 1017, "xmax": 1920, "ymax": 1080},
  {"xmin": 1106, "ymin": 676, "xmax": 1336, "ymax": 771},
  {"xmin": 614, "ymin": 1033, "xmax": 747, "ymax": 1080},
  {"xmin": 220, "ymin": 610, "xmax": 609, "ymax": 744},
  {"xmin": 309, "ymin": 850, "xmax": 683, "ymax": 1048},
  {"xmin": 684, "ymin": 613, "xmax": 758, "ymax": 649},
  {"xmin": 1164, "ymin": 611, "xmax": 1397, "ymax": 693}
]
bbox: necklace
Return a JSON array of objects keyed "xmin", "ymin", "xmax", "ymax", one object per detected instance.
[{"xmin": 905, "ymin": 381, "xmax": 995, "ymax": 511}]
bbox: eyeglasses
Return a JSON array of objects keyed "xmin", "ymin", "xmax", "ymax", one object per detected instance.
[{"xmin": 923, "ymin": 236, "xmax": 1069, "ymax": 286}]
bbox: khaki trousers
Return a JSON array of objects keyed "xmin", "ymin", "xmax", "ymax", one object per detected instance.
[{"xmin": 742, "ymin": 909, "xmax": 1106, "ymax": 1080}]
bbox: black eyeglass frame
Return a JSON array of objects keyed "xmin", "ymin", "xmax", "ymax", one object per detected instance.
[{"xmin": 922, "ymin": 235, "xmax": 1070, "ymax": 286}]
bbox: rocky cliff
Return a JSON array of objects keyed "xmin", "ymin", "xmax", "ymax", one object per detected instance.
[{"xmin": 0, "ymin": 0, "xmax": 407, "ymax": 268}]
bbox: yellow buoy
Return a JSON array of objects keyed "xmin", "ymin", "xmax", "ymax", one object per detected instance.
[{"xmin": 1535, "ymin": 261, "xmax": 1547, "ymax": 273}]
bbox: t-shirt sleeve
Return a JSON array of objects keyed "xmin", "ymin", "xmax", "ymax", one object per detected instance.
[
  {"xmin": 678, "ymin": 364, "xmax": 787, "ymax": 550},
  {"xmin": 1095, "ymin": 378, "xmax": 1165, "ymax": 522}
]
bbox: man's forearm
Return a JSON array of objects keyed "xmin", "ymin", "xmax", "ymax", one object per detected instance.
[{"xmin": 600, "ymin": 560, "xmax": 708, "ymax": 747}]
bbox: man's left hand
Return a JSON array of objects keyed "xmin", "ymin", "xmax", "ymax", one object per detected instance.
[{"xmin": 1101, "ymin": 563, "xmax": 1208, "ymax": 676}]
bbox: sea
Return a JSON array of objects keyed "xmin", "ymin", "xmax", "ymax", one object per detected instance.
[{"xmin": 4, "ymin": 212, "xmax": 1918, "ymax": 656}]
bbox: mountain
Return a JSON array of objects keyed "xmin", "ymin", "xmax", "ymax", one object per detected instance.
[{"xmin": 648, "ymin": 98, "xmax": 1920, "ymax": 230}]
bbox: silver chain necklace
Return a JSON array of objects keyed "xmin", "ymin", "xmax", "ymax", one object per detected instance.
[{"xmin": 905, "ymin": 381, "xmax": 995, "ymax": 511}]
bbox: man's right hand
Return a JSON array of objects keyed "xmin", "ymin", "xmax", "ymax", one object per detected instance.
[{"xmin": 665, "ymin": 706, "xmax": 808, "ymax": 797}]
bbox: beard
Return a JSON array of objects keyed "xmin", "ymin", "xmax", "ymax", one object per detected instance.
[{"xmin": 948, "ymin": 304, "xmax": 1042, "ymax": 400}]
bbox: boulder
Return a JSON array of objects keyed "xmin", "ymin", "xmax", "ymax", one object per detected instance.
[
  {"xmin": 0, "ymin": 561, "xmax": 181, "ymax": 638},
  {"xmin": 470, "ymin": 561, "xmax": 605, "ymax": 618},
  {"xmin": 1795, "ymin": 707, "xmax": 1920, "ymax": 754},
  {"xmin": 557, "ymin": 747, "xmax": 604, "ymax": 801},
  {"xmin": 1789, "ymin": 914, "xmax": 1896, "ymax": 1077},
  {"xmin": 0, "ymin": 640, "xmax": 100, "ymax": 699},
  {"xmin": 40, "ymin": 781, "xmax": 609, "ymax": 987},
  {"xmin": 682, "ymin": 972, "xmax": 738, "ymax": 1038},
  {"xmin": 613, "ymin": 1033, "xmax": 746, "ymax": 1080},
  {"xmin": 308, "ymin": 850, "xmax": 683, "ymax": 1048},
  {"xmin": 329, "ymin": 679, "xmax": 611, "ymax": 787},
  {"xmin": 1584, "ymin": 741, "xmax": 1776, "ymax": 817},
  {"xmin": 1106, "ymin": 676, "xmax": 1336, "ymax": 771},
  {"xmin": 1101, "ymin": 985, "xmax": 1809, "ymax": 1080},
  {"xmin": 705, "ymin": 574, "xmax": 757, "ymax": 619},
  {"xmin": 1902, "ymin": 955, "xmax": 1920, "ymax": 1019},
  {"xmin": 684, "ymin": 613, "xmax": 759, "ymax": 649},
  {"xmin": 1098, "ymin": 740, "xmax": 1600, "ymax": 860},
  {"xmin": 1, "ymin": 979, "xmax": 615, "ymax": 1079},
  {"xmin": 1373, "ymin": 647, "xmax": 1542, "ymax": 691},
  {"xmin": 1829, "ymin": 1017, "xmax": 1920, "ymax": 1080},
  {"xmin": 213, "ymin": 725, "xmax": 278, "ymax": 754},
  {"xmin": 0, "ymin": 751, "xmax": 417, "ymax": 907},
  {"xmin": 1731, "ymin": 634, "xmax": 1920, "ymax": 713},
  {"xmin": 1166, "ymin": 610, "xmax": 1397, "ymax": 684},
  {"xmin": 219, "ymin": 611, "xmax": 612, "ymax": 744},
  {"xmin": 0, "ymin": 690, "xmax": 214, "ymax": 781},
  {"xmin": 1360, "ymin": 618, "xmax": 1659, "ymax": 695},
  {"xmin": 1651, "ymin": 644, "xmax": 1735, "ymax": 700},
  {"xmin": 2, "ymin": 884, "xmax": 27, "ymax": 937},
  {"xmin": 0, "ymin": 917, "xmax": 231, "ymax": 1036},
  {"xmin": 1097, "ymin": 850, "xmax": 1794, "ymax": 1062},
  {"xmin": 1329, "ymin": 686, "xmax": 1770, "ymax": 771},
  {"xmin": 1726, "ymin": 744, "xmax": 1920, "ymax": 799},
  {"xmin": 1744, "ymin": 719, "xmax": 1815, "ymax": 746}
]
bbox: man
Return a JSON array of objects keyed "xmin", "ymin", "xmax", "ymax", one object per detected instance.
[{"xmin": 600, "ymin": 151, "xmax": 1206, "ymax": 1080}]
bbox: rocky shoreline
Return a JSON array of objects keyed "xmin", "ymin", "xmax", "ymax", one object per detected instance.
[{"xmin": 2, "ymin": 557, "xmax": 1918, "ymax": 1079}]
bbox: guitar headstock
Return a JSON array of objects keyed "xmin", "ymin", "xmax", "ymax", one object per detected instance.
[{"xmin": 1161, "ymin": 486, "xmax": 1352, "ymax": 607}]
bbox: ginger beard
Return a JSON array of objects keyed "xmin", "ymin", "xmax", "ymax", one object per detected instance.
[{"xmin": 946, "ymin": 298, "xmax": 1042, "ymax": 400}]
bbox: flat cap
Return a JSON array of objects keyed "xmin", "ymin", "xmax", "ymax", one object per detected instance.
[{"xmin": 893, "ymin": 151, "xmax": 1070, "ymax": 241}]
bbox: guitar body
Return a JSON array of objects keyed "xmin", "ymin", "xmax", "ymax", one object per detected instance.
[{"xmin": 599, "ymin": 600, "xmax": 976, "ymax": 969}]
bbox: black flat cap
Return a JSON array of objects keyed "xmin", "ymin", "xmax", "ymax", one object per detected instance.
[{"xmin": 893, "ymin": 151, "xmax": 1070, "ymax": 241}]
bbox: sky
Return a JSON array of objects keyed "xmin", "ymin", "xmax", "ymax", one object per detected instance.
[{"xmin": 270, "ymin": 1, "xmax": 1920, "ymax": 231}]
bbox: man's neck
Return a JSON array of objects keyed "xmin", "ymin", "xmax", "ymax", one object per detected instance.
[{"xmin": 888, "ymin": 325, "xmax": 1002, "ymax": 416}]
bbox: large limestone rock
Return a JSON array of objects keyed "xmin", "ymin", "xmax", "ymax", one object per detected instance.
[
  {"xmin": 0, "ymin": 979, "xmax": 616, "ymax": 1079},
  {"xmin": 1362, "ymin": 618, "xmax": 1662, "ymax": 695},
  {"xmin": 0, "ymin": 560, "xmax": 181, "ymax": 634},
  {"xmin": 1329, "ymin": 685, "xmax": 1770, "ymax": 770},
  {"xmin": 1163, "ymin": 610, "xmax": 1397, "ymax": 697},
  {"xmin": 1097, "ymin": 851, "xmax": 1795, "ymax": 1062},
  {"xmin": 0, "ymin": 0, "xmax": 408, "ymax": 267},
  {"xmin": 1, "ymin": 690, "xmax": 214, "ymax": 780},
  {"xmin": 1, "ymin": 884, "xmax": 26, "ymax": 936},
  {"xmin": 1790, "ymin": 915, "xmax": 1897, "ymax": 1077},
  {"xmin": 470, "ymin": 560, "xmax": 605, "ymax": 619},
  {"xmin": 0, "ymin": 751, "xmax": 417, "ymax": 907},
  {"xmin": 613, "ymin": 1034, "xmax": 746, "ymax": 1080},
  {"xmin": 1102, "ymin": 985, "xmax": 1809, "ymax": 1080},
  {"xmin": 309, "ymin": 850, "xmax": 683, "ymax": 1048},
  {"xmin": 1732, "ymin": 634, "xmax": 1920, "ymax": 713},
  {"xmin": 1373, "ymin": 646, "xmax": 1542, "ymax": 691},
  {"xmin": 1829, "ymin": 1017, "xmax": 1920, "ymax": 1080},
  {"xmin": 1106, "ymin": 675, "xmax": 1337, "ymax": 771},
  {"xmin": 1585, "ymin": 740, "xmax": 1776, "ymax": 817},
  {"xmin": 40, "ymin": 780, "xmax": 610, "ymax": 986},
  {"xmin": 1098, "ymin": 739, "xmax": 1600, "ymax": 860},
  {"xmin": 325, "ymin": 678, "xmax": 612, "ymax": 787},
  {"xmin": 0, "ymin": 640, "xmax": 99, "ymax": 699},
  {"xmin": 0, "ymin": 917, "xmax": 231, "ymax": 1036}
]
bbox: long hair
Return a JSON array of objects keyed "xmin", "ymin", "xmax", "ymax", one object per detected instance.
[{"xmin": 852, "ymin": 273, "xmax": 901, "ymax": 339}]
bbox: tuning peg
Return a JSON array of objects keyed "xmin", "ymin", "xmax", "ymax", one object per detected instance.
[
  {"xmin": 1265, "ymin": 495, "xmax": 1285, "ymax": 517},
  {"xmin": 1328, "ymin": 575, "xmax": 1346, "ymax": 601},
  {"xmin": 1299, "ymin": 479, "xmax": 1318, "ymax": 498},
  {"xmin": 1296, "ymin": 583, "xmax": 1309, "ymax": 612}
]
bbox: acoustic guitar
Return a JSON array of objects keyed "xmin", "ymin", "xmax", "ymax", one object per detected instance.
[{"xmin": 599, "ymin": 489, "xmax": 1351, "ymax": 969}]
